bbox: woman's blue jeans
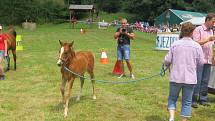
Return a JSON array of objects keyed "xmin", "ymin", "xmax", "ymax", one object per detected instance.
[{"xmin": 168, "ymin": 82, "xmax": 195, "ymax": 117}]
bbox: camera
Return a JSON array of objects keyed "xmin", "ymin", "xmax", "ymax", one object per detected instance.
[
  {"xmin": 119, "ymin": 38, "xmax": 124, "ymax": 42},
  {"xmin": 121, "ymin": 28, "xmax": 126, "ymax": 33}
]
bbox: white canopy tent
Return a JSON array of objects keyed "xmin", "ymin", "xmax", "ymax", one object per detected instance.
[{"xmin": 180, "ymin": 17, "xmax": 205, "ymax": 25}]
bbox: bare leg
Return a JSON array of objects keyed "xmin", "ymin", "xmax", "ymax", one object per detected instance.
[
  {"xmin": 0, "ymin": 57, "xmax": 4, "ymax": 76},
  {"xmin": 125, "ymin": 60, "xmax": 132, "ymax": 74},
  {"xmin": 169, "ymin": 109, "xmax": 175, "ymax": 121},
  {"xmin": 125, "ymin": 60, "xmax": 134, "ymax": 78},
  {"xmin": 121, "ymin": 60, "xmax": 124, "ymax": 74},
  {"xmin": 118, "ymin": 60, "xmax": 125, "ymax": 78},
  {"xmin": 64, "ymin": 78, "xmax": 74, "ymax": 117},
  {"xmin": 76, "ymin": 77, "xmax": 84, "ymax": 101}
]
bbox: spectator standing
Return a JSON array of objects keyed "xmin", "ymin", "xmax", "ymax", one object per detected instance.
[
  {"xmin": 192, "ymin": 13, "xmax": 215, "ymax": 108},
  {"xmin": 114, "ymin": 18, "xmax": 135, "ymax": 79},
  {"xmin": 164, "ymin": 22, "xmax": 204, "ymax": 121}
]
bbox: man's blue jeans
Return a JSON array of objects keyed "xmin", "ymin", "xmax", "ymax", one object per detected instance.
[
  {"xmin": 117, "ymin": 45, "xmax": 130, "ymax": 60},
  {"xmin": 168, "ymin": 82, "xmax": 195, "ymax": 117},
  {"xmin": 193, "ymin": 64, "xmax": 211, "ymax": 103}
]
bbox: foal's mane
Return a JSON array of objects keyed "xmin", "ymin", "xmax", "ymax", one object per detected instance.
[{"xmin": 68, "ymin": 45, "xmax": 75, "ymax": 60}]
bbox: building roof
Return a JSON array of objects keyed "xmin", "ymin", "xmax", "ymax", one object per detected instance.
[
  {"xmin": 169, "ymin": 9, "xmax": 207, "ymax": 21},
  {"xmin": 155, "ymin": 9, "xmax": 207, "ymax": 26},
  {"xmin": 69, "ymin": 5, "xmax": 94, "ymax": 10}
]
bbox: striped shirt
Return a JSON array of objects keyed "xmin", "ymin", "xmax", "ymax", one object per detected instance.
[
  {"xmin": 192, "ymin": 24, "xmax": 214, "ymax": 64},
  {"xmin": 164, "ymin": 37, "xmax": 204, "ymax": 84}
]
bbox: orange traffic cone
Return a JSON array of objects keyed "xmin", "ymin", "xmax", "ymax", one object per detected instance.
[
  {"xmin": 112, "ymin": 60, "xmax": 124, "ymax": 75},
  {"xmin": 100, "ymin": 48, "xmax": 108, "ymax": 64}
]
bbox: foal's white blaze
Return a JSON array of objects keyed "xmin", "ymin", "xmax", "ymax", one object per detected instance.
[{"xmin": 57, "ymin": 47, "xmax": 64, "ymax": 65}]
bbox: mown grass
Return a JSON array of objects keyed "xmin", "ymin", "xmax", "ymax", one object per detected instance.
[{"xmin": 0, "ymin": 23, "xmax": 215, "ymax": 121}]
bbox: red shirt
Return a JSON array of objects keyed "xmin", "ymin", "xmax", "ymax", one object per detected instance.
[{"xmin": 0, "ymin": 34, "xmax": 6, "ymax": 50}]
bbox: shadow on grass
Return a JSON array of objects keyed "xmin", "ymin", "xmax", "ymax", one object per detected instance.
[
  {"xmin": 195, "ymin": 107, "xmax": 215, "ymax": 119},
  {"xmin": 108, "ymin": 72, "xmax": 118, "ymax": 76},
  {"xmin": 145, "ymin": 115, "xmax": 166, "ymax": 121},
  {"xmin": 50, "ymin": 96, "xmax": 91, "ymax": 112},
  {"xmin": 107, "ymin": 72, "xmax": 133, "ymax": 79},
  {"xmin": 50, "ymin": 102, "xmax": 64, "ymax": 112},
  {"xmin": 208, "ymin": 95, "xmax": 215, "ymax": 103},
  {"xmin": 194, "ymin": 95, "xmax": 215, "ymax": 119}
]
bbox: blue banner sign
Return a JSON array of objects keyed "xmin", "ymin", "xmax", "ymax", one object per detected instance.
[{"xmin": 155, "ymin": 33, "xmax": 179, "ymax": 50}]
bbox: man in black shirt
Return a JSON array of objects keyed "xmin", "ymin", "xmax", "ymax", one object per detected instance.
[{"xmin": 114, "ymin": 18, "xmax": 135, "ymax": 78}]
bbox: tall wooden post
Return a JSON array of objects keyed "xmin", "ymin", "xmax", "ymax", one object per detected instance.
[
  {"xmin": 69, "ymin": 10, "xmax": 72, "ymax": 28},
  {"xmin": 90, "ymin": 10, "xmax": 94, "ymax": 28}
]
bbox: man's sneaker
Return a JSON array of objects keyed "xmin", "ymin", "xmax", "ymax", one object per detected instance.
[
  {"xmin": 199, "ymin": 101, "xmax": 210, "ymax": 106},
  {"xmin": 192, "ymin": 102, "xmax": 198, "ymax": 108},
  {"xmin": 130, "ymin": 74, "xmax": 135, "ymax": 79},
  {"xmin": 118, "ymin": 74, "xmax": 125, "ymax": 78}
]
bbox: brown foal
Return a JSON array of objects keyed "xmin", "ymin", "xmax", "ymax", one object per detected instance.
[{"xmin": 57, "ymin": 40, "xmax": 96, "ymax": 117}]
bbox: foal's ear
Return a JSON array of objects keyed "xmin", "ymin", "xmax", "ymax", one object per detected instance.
[
  {"xmin": 69, "ymin": 41, "xmax": 74, "ymax": 47},
  {"xmin": 59, "ymin": 40, "xmax": 63, "ymax": 46}
]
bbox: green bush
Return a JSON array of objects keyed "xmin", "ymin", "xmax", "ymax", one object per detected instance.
[{"xmin": 0, "ymin": 0, "xmax": 68, "ymax": 25}]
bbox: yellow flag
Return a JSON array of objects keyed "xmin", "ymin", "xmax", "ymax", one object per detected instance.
[{"xmin": 16, "ymin": 35, "xmax": 23, "ymax": 50}]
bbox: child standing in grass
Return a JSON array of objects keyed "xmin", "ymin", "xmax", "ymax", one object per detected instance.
[{"xmin": 164, "ymin": 22, "xmax": 204, "ymax": 121}]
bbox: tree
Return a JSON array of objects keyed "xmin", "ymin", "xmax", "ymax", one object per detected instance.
[
  {"xmin": 191, "ymin": 0, "xmax": 215, "ymax": 13},
  {"xmin": 95, "ymin": 0, "xmax": 121, "ymax": 13},
  {"xmin": 0, "ymin": 0, "xmax": 67, "ymax": 25},
  {"xmin": 124, "ymin": 0, "xmax": 193, "ymax": 23}
]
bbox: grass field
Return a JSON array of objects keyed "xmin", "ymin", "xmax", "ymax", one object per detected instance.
[{"xmin": 0, "ymin": 23, "xmax": 215, "ymax": 121}]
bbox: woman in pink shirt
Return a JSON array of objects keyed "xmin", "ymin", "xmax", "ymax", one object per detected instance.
[
  {"xmin": 0, "ymin": 25, "xmax": 8, "ymax": 80},
  {"xmin": 164, "ymin": 22, "xmax": 204, "ymax": 121}
]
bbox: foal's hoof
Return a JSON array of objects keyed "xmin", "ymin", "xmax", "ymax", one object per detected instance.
[
  {"xmin": 76, "ymin": 96, "xmax": 80, "ymax": 101},
  {"xmin": 64, "ymin": 113, "xmax": 68, "ymax": 117},
  {"xmin": 93, "ymin": 95, "xmax": 96, "ymax": 100},
  {"xmin": 64, "ymin": 109, "xmax": 68, "ymax": 117}
]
